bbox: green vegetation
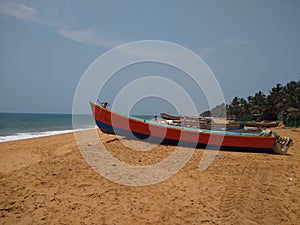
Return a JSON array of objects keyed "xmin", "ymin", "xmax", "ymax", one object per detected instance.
[{"xmin": 202, "ymin": 80, "xmax": 300, "ymax": 127}]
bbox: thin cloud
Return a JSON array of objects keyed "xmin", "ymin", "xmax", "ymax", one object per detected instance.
[
  {"xmin": 0, "ymin": 1, "xmax": 36, "ymax": 20},
  {"xmin": 0, "ymin": 1, "xmax": 53, "ymax": 26},
  {"xmin": 57, "ymin": 28, "xmax": 124, "ymax": 48},
  {"xmin": 226, "ymin": 38, "xmax": 249, "ymax": 46},
  {"xmin": 0, "ymin": 1, "xmax": 123, "ymax": 49}
]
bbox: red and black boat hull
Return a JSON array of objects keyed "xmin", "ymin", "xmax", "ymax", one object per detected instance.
[{"xmin": 90, "ymin": 102, "xmax": 283, "ymax": 153}]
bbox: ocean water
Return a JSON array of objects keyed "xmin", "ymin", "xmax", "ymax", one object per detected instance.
[
  {"xmin": 0, "ymin": 113, "xmax": 95, "ymax": 142},
  {"xmin": 0, "ymin": 113, "xmax": 155, "ymax": 142}
]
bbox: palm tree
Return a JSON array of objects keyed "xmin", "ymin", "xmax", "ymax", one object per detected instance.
[
  {"xmin": 268, "ymin": 84, "xmax": 283, "ymax": 110},
  {"xmin": 230, "ymin": 97, "xmax": 241, "ymax": 118},
  {"xmin": 263, "ymin": 84, "xmax": 283, "ymax": 120},
  {"xmin": 284, "ymin": 81, "xmax": 300, "ymax": 108},
  {"xmin": 249, "ymin": 91, "xmax": 266, "ymax": 120},
  {"xmin": 282, "ymin": 80, "xmax": 300, "ymax": 126}
]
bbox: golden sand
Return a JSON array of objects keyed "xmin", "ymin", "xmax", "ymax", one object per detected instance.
[{"xmin": 0, "ymin": 128, "xmax": 299, "ymax": 224}]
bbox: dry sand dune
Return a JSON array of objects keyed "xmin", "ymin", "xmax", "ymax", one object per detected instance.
[{"xmin": 0, "ymin": 128, "xmax": 299, "ymax": 224}]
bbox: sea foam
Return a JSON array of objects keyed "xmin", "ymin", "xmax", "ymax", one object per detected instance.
[{"xmin": 0, "ymin": 128, "xmax": 94, "ymax": 143}]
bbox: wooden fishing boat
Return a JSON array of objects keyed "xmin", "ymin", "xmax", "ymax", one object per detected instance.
[
  {"xmin": 160, "ymin": 113, "xmax": 180, "ymax": 120},
  {"xmin": 159, "ymin": 120, "xmax": 241, "ymax": 130},
  {"xmin": 199, "ymin": 123, "xmax": 242, "ymax": 130},
  {"xmin": 91, "ymin": 102, "xmax": 292, "ymax": 154},
  {"xmin": 245, "ymin": 121, "xmax": 279, "ymax": 128},
  {"xmin": 161, "ymin": 113, "xmax": 241, "ymax": 130},
  {"xmin": 160, "ymin": 113, "xmax": 213, "ymax": 123}
]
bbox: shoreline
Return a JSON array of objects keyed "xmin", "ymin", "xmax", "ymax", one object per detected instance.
[
  {"xmin": 0, "ymin": 127, "xmax": 96, "ymax": 143},
  {"xmin": 0, "ymin": 128, "xmax": 299, "ymax": 224}
]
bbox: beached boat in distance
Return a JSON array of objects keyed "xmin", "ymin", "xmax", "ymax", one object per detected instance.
[
  {"xmin": 160, "ymin": 112, "xmax": 180, "ymax": 120},
  {"xmin": 245, "ymin": 121, "xmax": 279, "ymax": 128},
  {"xmin": 161, "ymin": 112, "xmax": 242, "ymax": 130},
  {"xmin": 91, "ymin": 102, "xmax": 293, "ymax": 154},
  {"xmin": 160, "ymin": 112, "xmax": 213, "ymax": 123},
  {"xmin": 199, "ymin": 123, "xmax": 242, "ymax": 130}
]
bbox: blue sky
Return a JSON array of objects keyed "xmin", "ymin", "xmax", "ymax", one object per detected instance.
[{"xmin": 0, "ymin": 0, "xmax": 299, "ymax": 114}]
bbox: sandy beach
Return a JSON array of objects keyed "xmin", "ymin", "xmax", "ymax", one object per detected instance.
[{"xmin": 0, "ymin": 128, "xmax": 299, "ymax": 224}]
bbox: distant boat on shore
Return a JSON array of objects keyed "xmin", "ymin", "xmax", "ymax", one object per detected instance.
[
  {"xmin": 160, "ymin": 112, "xmax": 180, "ymax": 120},
  {"xmin": 245, "ymin": 121, "xmax": 279, "ymax": 128},
  {"xmin": 160, "ymin": 112, "xmax": 242, "ymax": 130},
  {"xmin": 91, "ymin": 102, "xmax": 293, "ymax": 154},
  {"xmin": 160, "ymin": 112, "xmax": 212, "ymax": 122}
]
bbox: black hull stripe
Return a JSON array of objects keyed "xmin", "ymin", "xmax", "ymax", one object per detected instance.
[{"xmin": 96, "ymin": 120, "xmax": 275, "ymax": 153}]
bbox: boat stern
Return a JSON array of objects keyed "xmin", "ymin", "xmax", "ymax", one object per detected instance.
[{"xmin": 271, "ymin": 131, "xmax": 293, "ymax": 155}]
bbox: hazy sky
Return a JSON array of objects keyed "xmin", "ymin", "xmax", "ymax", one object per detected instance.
[{"xmin": 0, "ymin": 0, "xmax": 299, "ymax": 114}]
